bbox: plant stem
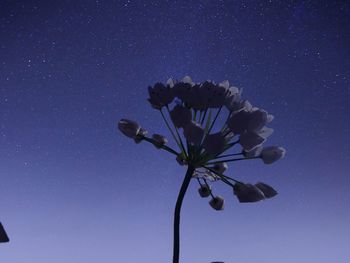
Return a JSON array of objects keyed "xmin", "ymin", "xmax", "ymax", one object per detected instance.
[
  {"xmin": 206, "ymin": 156, "xmax": 259, "ymax": 165},
  {"xmin": 173, "ymin": 165, "xmax": 195, "ymax": 263}
]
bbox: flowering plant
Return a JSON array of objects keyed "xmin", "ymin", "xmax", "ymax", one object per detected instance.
[{"xmin": 118, "ymin": 76, "xmax": 285, "ymax": 263}]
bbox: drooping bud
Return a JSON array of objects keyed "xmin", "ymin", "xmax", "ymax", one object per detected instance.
[
  {"xmin": 209, "ymin": 196, "xmax": 224, "ymax": 211},
  {"xmin": 198, "ymin": 184, "xmax": 212, "ymax": 198}
]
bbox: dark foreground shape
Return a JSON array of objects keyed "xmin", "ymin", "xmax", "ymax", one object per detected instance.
[{"xmin": 0, "ymin": 222, "xmax": 9, "ymax": 243}]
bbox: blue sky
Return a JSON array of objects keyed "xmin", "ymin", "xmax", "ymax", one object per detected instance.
[{"xmin": 0, "ymin": 1, "xmax": 349, "ymax": 262}]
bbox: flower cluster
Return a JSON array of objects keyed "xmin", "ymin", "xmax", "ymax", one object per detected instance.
[{"xmin": 118, "ymin": 76, "xmax": 286, "ymax": 210}]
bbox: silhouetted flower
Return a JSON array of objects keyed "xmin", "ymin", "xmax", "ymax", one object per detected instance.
[
  {"xmin": 152, "ymin": 134, "xmax": 168, "ymax": 148},
  {"xmin": 183, "ymin": 121, "xmax": 204, "ymax": 145},
  {"xmin": 148, "ymin": 82, "xmax": 174, "ymax": 109},
  {"xmin": 212, "ymin": 162, "xmax": 228, "ymax": 174},
  {"xmin": 203, "ymin": 132, "xmax": 227, "ymax": 155},
  {"xmin": 134, "ymin": 127, "xmax": 148, "ymax": 144},
  {"xmin": 118, "ymin": 119, "xmax": 141, "ymax": 139},
  {"xmin": 119, "ymin": 76, "xmax": 286, "ymax": 263},
  {"xmin": 261, "ymin": 146, "xmax": 286, "ymax": 164},
  {"xmin": 239, "ymin": 131, "xmax": 266, "ymax": 151},
  {"xmin": 233, "ymin": 183, "xmax": 265, "ymax": 203},
  {"xmin": 209, "ymin": 196, "xmax": 224, "ymax": 210},
  {"xmin": 255, "ymin": 182, "xmax": 278, "ymax": 198},
  {"xmin": 227, "ymin": 110, "xmax": 251, "ymax": 134},
  {"xmin": 170, "ymin": 105, "xmax": 192, "ymax": 128},
  {"xmin": 198, "ymin": 184, "xmax": 212, "ymax": 198}
]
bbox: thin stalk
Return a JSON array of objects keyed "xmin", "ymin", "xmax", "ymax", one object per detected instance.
[
  {"xmin": 206, "ymin": 156, "xmax": 260, "ymax": 165},
  {"xmin": 203, "ymin": 166, "xmax": 243, "ymax": 185},
  {"xmin": 160, "ymin": 109, "xmax": 181, "ymax": 148},
  {"xmin": 206, "ymin": 106, "xmax": 222, "ymax": 136},
  {"xmin": 142, "ymin": 137, "xmax": 179, "ymax": 156},
  {"xmin": 200, "ymin": 109, "xmax": 208, "ymax": 125},
  {"xmin": 173, "ymin": 165, "xmax": 195, "ymax": 263},
  {"xmin": 203, "ymin": 178, "xmax": 215, "ymax": 198},
  {"xmin": 212, "ymin": 152, "xmax": 242, "ymax": 160},
  {"xmin": 166, "ymin": 106, "xmax": 188, "ymax": 158}
]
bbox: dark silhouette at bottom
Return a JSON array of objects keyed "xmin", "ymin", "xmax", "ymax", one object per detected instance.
[{"xmin": 0, "ymin": 222, "xmax": 9, "ymax": 243}]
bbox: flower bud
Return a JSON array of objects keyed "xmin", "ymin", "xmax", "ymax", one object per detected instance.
[
  {"xmin": 198, "ymin": 184, "xmax": 212, "ymax": 198},
  {"xmin": 209, "ymin": 196, "xmax": 224, "ymax": 211},
  {"xmin": 233, "ymin": 183, "xmax": 265, "ymax": 203},
  {"xmin": 118, "ymin": 119, "xmax": 141, "ymax": 139},
  {"xmin": 152, "ymin": 134, "xmax": 168, "ymax": 148},
  {"xmin": 255, "ymin": 182, "xmax": 278, "ymax": 198},
  {"xmin": 261, "ymin": 146, "xmax": 286, "ymax": 164}
]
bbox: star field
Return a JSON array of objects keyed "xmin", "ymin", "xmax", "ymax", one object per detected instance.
[{"xmin": 0, "ymin": 1, "xmax": 349, "ymax": 262}]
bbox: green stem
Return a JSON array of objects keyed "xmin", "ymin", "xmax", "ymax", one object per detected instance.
[
  {"xmin": 142, "ymin": 137, "xmax": 179, "ymax": 156},
  {"xmin": 206, "ymin": 156, "xmax": 259, "ymax": 165},
  {"xmin": 160, "ymin": 108, "xmax": 185, "ymax": 154},
  {"xmin": 166, "ymin": 106, "xmax": 188, "ymax": 158},
  {"xmin": 203, "ymin": 165, "xmax": 243, "ymax": 185},
  {"xmin": 206, "ymin": 106, "xmax": 222, "ymax": 136},
  {"xmin": 173, "ymin": 165, "xmax": 195, "ymax": 263}
]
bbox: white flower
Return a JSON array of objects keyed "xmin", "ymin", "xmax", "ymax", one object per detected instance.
[
  {"xmin": 147, "ymin": 82, "xmax": 174, "ymax": 109},
  {"xmin": 0, "ymin": 222, "xmax": 9, "ymax": 243},
  {"xmin": 183, "ymin": 121, "xmax": 204, "ymax": 145},
  {"xmin": 118, "ymin": 119, "xmax": 141, "ymax": 139},
  {"xmin": 261, "ymin": 146, "xmax": 286, "ymax": 164},
  {"xmin": 209, "ymin": 196, "xmax": 224, "ymax": 210},
  {"xmin": 202, "ymin": 132, "xmax": 227, "ymax": 155},
  {"xmin": 225, "ymin": 86, "xmax": 243, "ymax": 112},
  {"xmin": 152, "ymin": 134, "xmax": 168, "ymax": 148},
  {"xmin": 233, "ymin": 183, "xmax": 265, "ymax": 203},
  {"xmin": 239, "ymin": 131, "xmax": 266, "ymax": 152},
  {"xmin": 255, "ymin": 182, "xmax": 278, "ymax": 198},
  {"xmin": 198, "ymin": 184, "xmax": 212, "ymax": 198},
  {"xmin": 166, "ymin": 78, "xmax": 176, "ymax": 88},
  {"xmin": 247, "ymin": 108, "xmax": 269, "ymax": 132},
  {"xmin": 170, "ymin": 105, "xmax": 192, "ymax": 128}
]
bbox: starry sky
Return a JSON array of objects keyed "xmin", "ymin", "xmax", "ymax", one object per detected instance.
[{"xmin": 0, "ymin": 0, "xmax": 349, "ymax": 262}]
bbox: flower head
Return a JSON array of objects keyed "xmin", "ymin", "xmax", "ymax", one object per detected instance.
[{"xmin": 119, "ymin": 76, "xmax": 285, "ymax": 210}]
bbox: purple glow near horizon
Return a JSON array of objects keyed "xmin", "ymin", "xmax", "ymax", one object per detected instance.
[{"xmin": 1, "ymin": 1, "xmax": 350, "ymax": 262}]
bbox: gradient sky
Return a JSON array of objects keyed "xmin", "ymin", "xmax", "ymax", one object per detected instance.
[{"xmin": 0, "ymin": 0, "xmax": 349, "ymax": 262}]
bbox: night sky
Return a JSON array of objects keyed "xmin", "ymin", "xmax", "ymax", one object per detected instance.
[{"xmin": 1, "ymin": 0, "xmax": 350, "ymax": 262}]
